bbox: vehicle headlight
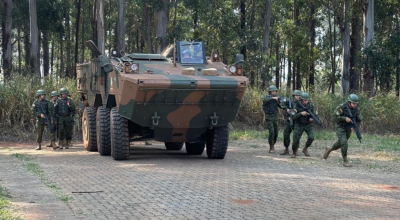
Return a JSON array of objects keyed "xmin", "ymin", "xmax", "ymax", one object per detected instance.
[
  {"xmin": 229, "ymin": 66, "xmax": 237, "ymax": 74},
  {"xmin": 131, "ymin": 63, "xmax": 138, "ymax": 71}
]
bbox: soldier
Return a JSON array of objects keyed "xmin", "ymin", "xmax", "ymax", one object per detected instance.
[
  {"xmin": 55, "ymin": 88, "xmax": 76, "ymax": 149},
  {"xmin": 262, "ymin": 85, "xmax": 282, "ymax": 153},
  {"xmin": 324, "ymin": 94, "xmax": 362, "ymax": 167},
  {"xmin": 31, "ymin": 89, "xmax": 57, "ymax": 150},
  {"xmin": 46, "ymin": 91, "xmax": 59, "ymax": 148},
  {"xmin": 280, "ymin": 90, "xmax": 302, "ymax": 155},
  {"xmin": 291, "ymin": 92, "xmax": 316, "ymax": 158}
]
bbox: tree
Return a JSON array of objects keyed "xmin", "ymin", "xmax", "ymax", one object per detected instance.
[
  {"xmin": 362, "ymin": 0, "xmax": 374, "ymax": 96},
  {"xmin": 349, "ymin": 0, "xmax": 361, "ymax": 92},
  {"xmin": 262, "ymin": 0, "xmax": 272, "ymax": 55},
  {"xmin": 2, "ymin": 0, "xmax": 12, "ymax": 80},
  {"xmin": 29, "ymin": 0, "xmax": 40, "ymax": 76},
  {"xmin": 341, "ymin": 0, "xmax": 350, "ymax": 95},
  {"xmin": 117, "ymin": 0, "xmax": 125, "ymax": 54},
  {"xmin": 309, "ymin": 0, "xmax": 316, "ymax": 92},
  {"xmin": 96, "ymin": 0, "xmax": 105, "ymax": 54},
  {"xmin": 155, "ymin": 0, "xmax": 167, "ymax": 53},
  {"xmin": 74, "ymin": 0, "xmax": 82, "ymax": 77}
]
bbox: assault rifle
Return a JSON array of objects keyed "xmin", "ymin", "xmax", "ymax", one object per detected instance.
[
  {"xmin": 39, "ymin": 104, "xmax": 49, "ymax": 125},
  {"xmin": 346, "ymin": 106, "xmax": 362, "ymax": 143},
  {"xmin": 297, "ymin": 101, "xmax": 322, "ymax": 128},
  {"xmin": 288, "ymin": 98, "xmax": 294, "ymax": 127}
]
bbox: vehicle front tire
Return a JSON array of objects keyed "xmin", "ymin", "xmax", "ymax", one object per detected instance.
[
  {"xmin": 96, "ymin": 106, "xmax": 111, "ymax": 156},
  {"xmin": 206, "ymin": 125, "xmax": 229, "ymax": 159},
  {"xmin": 110, "ymin": 107, "xmax": 130, "ymax": 160},
  {"xmin": 82, "ymin": 107, "xmax": 97, "ymax": 151}
]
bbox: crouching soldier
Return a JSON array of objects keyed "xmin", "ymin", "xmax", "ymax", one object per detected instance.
[
  {"xmin": 324, "ymin": 94, "xmax": 362, "ymax": 167},
  {"xmin": 291, "ymin": 92, "xmax": 316, "ymax": 158},
  {"xmin": 55, "ymin": 88, "xmax": 76, "ymax": 149}
]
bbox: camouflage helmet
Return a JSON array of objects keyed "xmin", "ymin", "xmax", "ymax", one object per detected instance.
[
  {"xmin": 60, "ymin": 88, "xmax": 69, "ymax": 95},
  {"xmin": 36, "ymin": 89, "xmax": 46, "ymax": 98},
  {"xmin": 293, "ymin": 90, "xmax": 302, "ymax": 96},
  {"xmin": 268, "ymin": 85, "xmax": 278, "ymax": 92},
  {"xmin": 51, "ymin": 91, "xmax": 59, "ymax": 97},
  {"xmin": 300, "ymin": 92, "xmax": 310, "ymax": 101},
  {"xmin": 347, "ymin": 94, "xmax": 359, "ymax": 104}
]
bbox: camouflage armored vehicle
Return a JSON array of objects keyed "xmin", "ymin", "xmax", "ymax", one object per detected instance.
[{"xmin": 77, "ymin": 40, "xmax": 248, "ymax": 160}]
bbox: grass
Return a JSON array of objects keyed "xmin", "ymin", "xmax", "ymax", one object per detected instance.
[
  {"xmin": 0, "ymin": 185, "xmax": 22, "ymax": 220},
  {"xmin": 11, "ymin": 154, "xmax": 72, "ymax": 203}
]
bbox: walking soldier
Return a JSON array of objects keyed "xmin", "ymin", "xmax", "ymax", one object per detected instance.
[
  {"xmin": 280, "ymin": 90, "xmax": 301, "ymax": 155},
  {"xmin": 262, "ymin": 85, "xmax": 282, "ymax": 153},
  {"xmin": 55, "ymin": 88, "xmax": 76, "ymax": 149},
  {"xmin": 46, "ymin": 91, "xmax": 59, "ymax": 148}
]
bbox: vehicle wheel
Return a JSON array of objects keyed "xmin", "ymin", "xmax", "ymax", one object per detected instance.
[
  {"xmin": 185, "ymin": 142, "xmax": 205, "ymax": 155},
  {"xmin": 164, "ymin": 142, "xmax": 184, "ymax": 150},
  {"xmin": 206, "ymin": 125, "xmax": 229, "ymax": 159},
  {"xmin": 82, "ymin": 107, "xmax": 97, "ymax": 151},
  {"xmin": 96, "ymin": 106, "xmax": 111, "ymax": 156},
  {"xmin": 110, "ymin": 107, "xmax": 130, "ymax": 160}
]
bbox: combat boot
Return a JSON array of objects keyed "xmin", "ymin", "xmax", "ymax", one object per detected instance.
[
  {"xmin": 280, "ymin": 147, "xmax": 289, "ymax": 155},
  {"xmin": 58, "ymin": 140, "xmax": 64, "ymax": 150},
  {"xmin": 46, "ymin": 142, "xmax": 53, "ymax": 148},
  {"xmin": 302, "ymin": 146, "xmax": 310, "ymax": 157},
  {"xmin": 323, "ymin": 147, "xmax": 333, "ymax": 159},
  {"xmin": 65, "ymin": 140, "xmax": 70, "ymax": 149},
  {"xmin": 343, "ymin": 156, "xmax": 352, "ymax": 167},
  {"xmin": 269, "ymin": 145, "xmax": 275, "ymax": 153},
  {"xmin": 291, "ymin": 149, "xmax": 297, "ymax": 158},
  {"xmin": 36, "ymin": 143, "xmax": 42, "ymax": 150},
  {"xmin": 52, "ymin": 141, "xmax": 59, "ymax": 150}
]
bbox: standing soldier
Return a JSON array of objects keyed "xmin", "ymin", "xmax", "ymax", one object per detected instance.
[
  {"xmin": 46, "ymin": 91, "xmax": 59, "ymax": 148},
  {"xmin": 280, "ymin": 90, "xmax": 301, "ymax": 155},
  {"xmin": 31, "ymin": 89, "xmax": 57, "ymax": 150},
  {"xmin": 324, "ymin": 94, "xmax": 362, "ymax": 167},
  {"xmin": 55, "ymin": 88, "xmax": 76, "ymax": 149},
  {"xmin": 262, "ymin": 85, "xmax": 282, "ymax": 153},
  {"xmin": 291, "ymin": 92, "xmax": 316, "ymax": 158}
]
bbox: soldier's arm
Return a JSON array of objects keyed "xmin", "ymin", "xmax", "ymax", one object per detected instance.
[
  {"xmin": 32, "ymin": 101, "xmax": 41, "ymax": 118},
  {"xmin": 334, "ymin": 105, "xmax": 347, "ymax": 122},
  {"xmin": 47, "ymin": 101, "xmax": 54, "ymax": 120},
  {"xmin": 54, "ymin": 100, "xmax": 58, "ymax": 116},
  {"xmin": 281, "ymin": 101, "xmax": 288, "ymax": 111},
  {"xmin": 263, "ymin": 95, "xmax": 272, "ymax": 103},
  {"xmin": 293, "ymin": 107, "xmax": 302, "ymax": 120},
  {"xmin": 70, "ymin": 99, "xmax": 76, "ymax": 116}
]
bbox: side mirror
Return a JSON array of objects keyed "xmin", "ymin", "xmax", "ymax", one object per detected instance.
[{"xmin": 234, "ymin": 54, "xmax": 244, "ymax": 64}]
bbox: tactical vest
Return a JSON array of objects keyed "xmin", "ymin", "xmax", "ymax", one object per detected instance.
[
  {"xmin": 57, "ymin": 98, "xmax": 71, "ymax": 116},
  {"xmin": 295, "ymin": 102, "xmax": 314, "ymax": 125},
  {"xmin": 338, "ymin": 103, "xmax": 359, "ymax": 127},
  {"xmin": 35, "ymin": 99, "xmax": 49, "ymax": 116},
  {"xmin": 283, "ymin": 100, "xmax": 298, "ymax": 118},
  {"xmin": 263, "ymin": 95, "xmax": 279, "ymax": 114}
]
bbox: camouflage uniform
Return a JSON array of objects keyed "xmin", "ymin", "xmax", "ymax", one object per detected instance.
[
  {"xmin": 291, "ymin": 93, "xmax": 316, "ymax": 158},
  {"xmin": 262, "ymin": 85, "xmax": 281, "ymax": 153},
  {"xmin": 324, "ymin": 94, "xmax": 362, "ymax": 167},
  {"xmin": 46, "ymin": 91, "xmax": 59, "ymax": 147},
  {"xmin": 31, "ymin": 90, "xmax": 56, "ymax": 150},
  {"xmin": 55, "ymin": 88, "xmax": 76, "ymax": 149},
  {"xmin": 280, "ymin": 90, "xmax": 301, "ymax": 155}
]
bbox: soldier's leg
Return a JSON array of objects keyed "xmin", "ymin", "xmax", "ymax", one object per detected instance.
[
  {"xmin": 265, "ymin": 119, "xmax": 275, "ymax": 153},
  {"xmin": 281, "ymin": 120, "xmax": 292, "ymax": 155},
  {"xmin": 273, "ymin": 119, "xmax": 278, "ymax": 145},
  {"xmin": 36, "ymin": 123, "xmax": 45, "ymax": 150},
  {"xmin": 324, "ymin": 127, "xmax": 346, "ymax": 159},
  {"xmin": 291, "ymin": 125, "xmax": 303, "ymax": 158},
  {"xmin": 302, "ymin": 124, "xmax": 314, "ymax": 156},
  {"xmin": 341, "ymin": 129, "xmax": 352, "ymax": 157},
  {"xmin": 58, "ymin": 117, "xmax": 66, "ymax": 149},
  {"xmin": 65, "ymin": 116, "xmax": 73, "ymax": 149}
]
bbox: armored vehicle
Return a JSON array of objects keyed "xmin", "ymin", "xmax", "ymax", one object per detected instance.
[{"xmin": 77, "ymin": 40, "xmax": 248, "ymax": 160}]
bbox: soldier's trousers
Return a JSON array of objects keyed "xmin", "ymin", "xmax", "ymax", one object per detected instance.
[
  {"xmin": 58, "ymin": 116, "xmax": 73, "ymax": 141},
  {"xmin": 265, "ymin": 114, "xmax": 279, "ymax": 146},
  {"xmin": 49, "ymin": 120, "xmax": 56, "ymax": 142},
  {"xmin": 36, "ymin": 122, "xmax": 52, "ymax": 144},
  {"xmin": 283, "ymin": 119, "xmax": 294, "ymax": 148},
  {"xmin": 331, "ymin": 127, "xmax": 352, "ymax": 157},
  {"xmin": 292, "ymin": 123, "xmax": 314, "ymax": 151}
]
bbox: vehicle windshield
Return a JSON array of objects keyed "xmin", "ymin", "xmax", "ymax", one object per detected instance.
[{"xmin": 179, "ymin": 41, "xmax": 205, "ymax": 64}]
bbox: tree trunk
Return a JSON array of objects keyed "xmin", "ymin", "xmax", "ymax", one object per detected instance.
[
  {"xmin": 117, "ymin": 0, "xmax": 125, "ymax": 53},
  {"xmin": 309, "ymin": 1, "xmax": 316, "ymax": 92},
  {"xmin": 65, "ymin": 6, "xmax": 71, "ymax": 77},
  {"xmin": 240, "ymin": 0, "xmax": 246, "ymax": 59},
  {"xmin": 74, "ymin": 0, "xmax": 82, "ymax": 77},
  {"xmin": 275, "ymin": 33, "xmax": 280, "ymax": 88},
  {"xmin": 296, "ymin": 62, "xmax": 301, "ymax": 90},
  {"xmin": 29, "ymin": 0, "xmax": 40, "ymax": 76},
  {"xmin": 396, "ymin": 19, "xmax": 400, "ymax": 97},
  {"xmin": 24, "ymin": 27, "xmax": 30, "ymax": 71},
  {"xmin": 362, "ymin": 0, "xmax": 374, "ymax": 96},
  {"xmin": 262, "ymin": 0, "xmax": 272, "ymax": 55},
  {"xmin": 287, "ymin": 50, "xmax": 292, "ymax": 89},
  {"xmin": 42, "ymin": 30, "xmax": 50, "ymax": 77},
  {"xmin": 294, "ymin": 1, "xmax": 301, "ymax": 90},
  {"xmin": 156, "ymin": 0, "xmax": 167, "ymax": 53},
  {"xmin": 96, "ymin": 0, "xmax": 105, "ymax": 54},
  {"xmin": 172, "ymin": 0, "xmax": 177, "ymax": 33},
  {"xmin": 51, "ymin": 40, "xmax": 54, "ymax": 75},
  {"xmin": 349, "ymin": 1, "xmax": 361, "ymax": 92},
  {"xmin": 60, "ymin": 34, "xmax": 64, "ymax": 76},
  {"xmin": 328, "ymin": 0, "xmax": 337, "ymax": 94},
  {"xmin": 80, "ymin": 2, "xmax": 85, "ymax": 62},
  {"xmin": 341, "ymin": 0, "xmax": 350, "ymax": 96},
  {"xmin": 17, "ymin": 25, "xmax": 22, "ymax": 72},
  {"xmin": 292, "ymin": 61, "xmax": 296, "ymax": 91},
  {"xmin": 3, "ymin": 0, "xmax": 12, "ymax": 80}
]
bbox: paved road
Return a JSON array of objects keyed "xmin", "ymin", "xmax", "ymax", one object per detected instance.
[{"xmin": 1, "ymin": 141, "xmax": 400, "ymax": 220}]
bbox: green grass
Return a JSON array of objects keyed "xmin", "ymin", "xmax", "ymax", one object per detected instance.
[
  {"xmin": 11, "ymin": 154, "xmax": 72, "ymax": 203},
  {"xmin": 0, "ymin": 185, "xmax": 22, "ymax": 220}
]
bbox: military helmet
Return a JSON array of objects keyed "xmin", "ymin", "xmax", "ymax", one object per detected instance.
[
  {"xmin": 60, "ymin": 88, "xmax": 69, "ymax": 94},
  {"xmin": 300, "ymin": 92, "xmax": 310, "ymax": 100},
  {"xmin": 293, "ymin": 90, "xmax": 302, "ymax": 96},
  {"xmin": 268, "ymin": 85, "xmax": 278, "ymax": 92},
  {"xmin": 36, "ymin": 89, "xmax": 46, "ymax": 97},
  {"xmin": 347, "ymin": 94, "xmax": 359, "ymax": 104},
  {"xmin": 51, "ymin": 91, "xmax": 59, "ymax": 97}
]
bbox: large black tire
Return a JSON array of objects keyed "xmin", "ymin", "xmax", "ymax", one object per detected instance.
[
  {"xmin": 165, "ymin": 142, "xmax": 184, "ymax": 150},
  {"xmin": 206, "ymin": 125, "xmax": 229, "ymax": 159},
  {"xmin": 110, "ymin": 107, "xmax": 130, "ymax": 160},
  {"xmin": 82, "ymin": 107, "xmax": 97, "ymax": 151},
  {"xmin": 185, "ymin": 142, "xmax": 205, "ymax": 155},
  {"xmin": 96, "ymin": 106, "xmax": 111, "ymax": 156}
]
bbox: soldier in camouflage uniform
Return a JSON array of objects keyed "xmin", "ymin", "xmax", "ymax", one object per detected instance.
[
  {"xmin": 55, "ymin": 88, "xmax": 76, "ymax": 149},
  {"xmin": 291, "ymin": 92, "xmax": 316, "ymax": 158},
  {"xmin": 280, "ymin": 90, "xmax": 302, "ymax": 155},
  {"xmin": 31, "ymin": 89, "xmax": 58, "ymax": 150},
  {"xmin": 324, "ymin": 94, "xmax": 362, "ymax": 167},
  {"xmin": 46, "ymin": 91, "xmax": 59, "ymax": 148},
  {"xmin": 262, "ymin": 85, "xmax": 282, "ymax": 153}
]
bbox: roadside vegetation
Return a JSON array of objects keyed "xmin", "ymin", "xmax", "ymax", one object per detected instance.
[{"xmin": 0, "ymin": 185, "xmax": 21, "ymax": 220}]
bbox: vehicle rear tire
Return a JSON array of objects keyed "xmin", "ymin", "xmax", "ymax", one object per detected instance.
[
  {"xmin": 110, "ymin": 107, "xmax": 130, "ymax": 160},
  {"xmin": 164, "ymin": 142, "xmax": 184, "ymax": 150},
  {"xmin": 96, "ymin": 106, "xmax": 111, "ymax": 156},
  {"xmin": 206, "ymin": 125, "xmax": 229, "ymax": 159},
  {"xmin": 82, "ymin": 107, "xmax": 97, "ymax": 152},
  {"xmin": 185, "ymin": 142, "xmax": 205, "ymax": 155}
]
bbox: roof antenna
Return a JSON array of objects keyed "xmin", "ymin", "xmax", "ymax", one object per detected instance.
[{"xmin": 173, "ymin": 38, "xmax": 177, "ymax": 67}]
